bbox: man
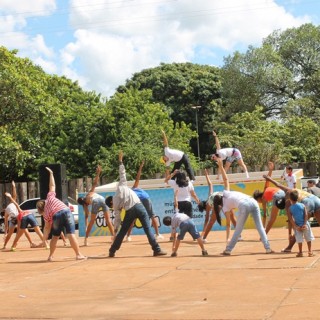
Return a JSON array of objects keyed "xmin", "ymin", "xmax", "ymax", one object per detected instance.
[
  {"xmin": 306, "ymin": 180, "xmax": 320, "ymax": 198},
  {"xmin": 106, "ymin": 151, "xmax": 167, "ymax": 258},
  {"xmin": 160, "ymin": 129, "xmax": 195, "ymax": 181}
]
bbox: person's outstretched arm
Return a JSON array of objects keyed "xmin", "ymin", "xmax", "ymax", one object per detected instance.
[
  {"xmin": 11, "ymin": 181, "xmax": 17, "ymax": 201},
  {"xmin": 216, "ymin": 158, "xmax": 229, "ymax": 191},
  {"xmin": 212, "ymin": 131, "xmax": 221, "ymax": 150},
  {"xmin": 263, "ymin": 161, "xmax": 274, "ymax": 189},
  {"xmin": 132, "ymin": 160, "xmax": 144, "ymax": 189},
  {"xmin": 88, "ymin": 165, "xmax": 102, "ymax": 193},
  {"xmin": 263, "ymin": 174, "xmax": 290, "ymax": 193},
  {"xmin": 118, "ymin": 150, "xmax": 127, "ymax": 186},
  {"xmin": 161, "ymin": 129, "xmax": 169, "ymax": 147},
  {"xmin": 4, "ymin": 193, "xmax": 21, "ymax": 214},
  {"xmin": 204, "ymin": 168, "xmax": 213, "ymax": 195},
  {"xmin": 46, "ymin": 167, "xmax": 56, "ymax": 192}
]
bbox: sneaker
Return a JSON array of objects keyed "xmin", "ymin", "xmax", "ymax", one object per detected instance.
[
  {"xmin": 10, "ymin": 247, "xmax": 16, "ymax": 252},
  {"xmin": 155, "ymin": 234, "xmax": 164, "ymax": 240},
  {"xmin": 125, "ymin": 236, "xmax": 132, "ymax": 242},
  {"xmin": 171, "ymin": 252, "xmax": 177, "ymax": 257},
  {"xmin": 238, "ymin": 235, "xmax": 243, "ymax": 241},
  {"xmin": 202, "ymin": 238, "xmax": 208, "ymax": 244},
  {"xmin": 202, "ymin": 250, "xmax": 208, "ymax": 256},
  {"xmin": 84, "ymin": 238, "xmax": 88, "ymax": 246},
  {"xmin": 266, "ymin": 248, "xmax": 275, "ymax": 254},
  {"xmin": 222, "ymin": 250, "xmax": 231, "ymax": 256},
  {"xmin": 109, "ymin": 251, "xmax": 115, "ymax": 257},
  {"xmin": 153, "ymin": 250, "xmax": 167, "ymax": 256},
  {"xmin": 169, "ymin": 236, "xmax": 174, "ymax": 242}
]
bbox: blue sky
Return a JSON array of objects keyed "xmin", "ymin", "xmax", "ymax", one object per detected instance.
[{"xmin": 0, "ymin": 0, "xmax": 319, "ymax": 98}]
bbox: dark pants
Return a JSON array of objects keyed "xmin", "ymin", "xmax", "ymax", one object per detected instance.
[
  {"xmin": 178, "ymin": 201, "xmax": 193, "ymax": 218},
  {"xmin": 171, "ymin": 153, "xmax": 195, "ymax": 181},
  {"xmin": 109, "ymin": 203, "xmax": 161, "ymax": 254}
]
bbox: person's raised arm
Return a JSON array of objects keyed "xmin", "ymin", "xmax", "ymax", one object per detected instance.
[
  {"xmin": 161, "ymin": 129, "xmax": 169, "ymax": 147},
  {"xmin": 204, "ymin": 168, "xmax": 213, "ymax": 195},
  {"xmin": 212, "ymin": 131, "xmax": 221, "ymax": 150},
  {"xmin": 133, "ymin": 160, "xmax": 144, "ymax": 189},
  {"xmin": 263, "ymin": 161, "xmax": 274, "ymax": 189},
  {"xmin": 216, "ymin": 158, "xmax": 229, "ymax": 191},
  {"xmin": 46, "ymin": 167, "xmax": 55, "ymax": 192},
  {"xmin": 164, "ymin": 169, "xmax": 178, "ymax": 183},
  {"xmin": 118, "ymin": 150, "xmax": 127, "ymax": 186},
  {"xmin": 88, "ymin": 165, "xmax": 102, "ymax": 193},
  {"xmin": 11, "ymin": 181, "xmax": 17, "ymax": 201},
  {"xmin": 4, "ymin": 193, "xmax": 21, "ymax": 213},
  {"xmin": 262, "ymin": 174, "xmax": 290, "ymax": 193}
]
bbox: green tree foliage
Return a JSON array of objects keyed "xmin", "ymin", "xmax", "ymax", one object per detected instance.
[
  {"xmin": 99, "ymin": 89, "xmax": 196, "ymax": 181},
  {"xmin": 222, "ymin": 23, "xmax": 320, "ymax": 122},
  {"xmin": 117, "ymin": 62, "xmax": 222, "ymax": 159}
]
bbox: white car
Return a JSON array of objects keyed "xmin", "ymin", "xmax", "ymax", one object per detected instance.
[{"xmin": 19, "ymin": 197, "xmax": 79, "ymax": 229}]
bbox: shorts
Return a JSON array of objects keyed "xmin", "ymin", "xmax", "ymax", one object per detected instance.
[
  {"xmin": 20, "ymin": 214, "xmax": 38, "ymax": 229},
  {"xmin": 294, "ymin": 222, "xmax": 314, "ymax": 243},
  {"xmin": 141, "ymin": 198, "xmax": 155, "ymax": 218},
  {"xmin": 9, "ymin": 219, "xmax": 18, "ymax": 228},
  {"xmin": 92, "ymin": 198, "xmax": 108, "ymax": 215},
  {"xmin": 272, "ymin": 190, "xmax": 286, "ymax": 206},
  {"xmin": 52, "ymin": 208, "xmax": 75, "ymax": 236},
  {"xmin": 301, "ymin": 195, "xmax": 320, "ymax": 214},
  {"xmin": 178, "ymin": 219, "xmax": 200, "ymax": 241},
  {"xmin": 226, "ymin": 148, "xmax": 242, "ymax": 163}
]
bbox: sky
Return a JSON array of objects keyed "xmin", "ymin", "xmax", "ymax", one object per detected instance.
[{"xmin": 0, "ymin": 0, "xmax": 319, "ymax": 98}]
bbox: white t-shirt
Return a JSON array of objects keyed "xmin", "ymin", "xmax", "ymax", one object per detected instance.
[
  {"xmin": 283, "ymin": 174, "xmax": 296, "ymax": 189},
  {"xmin": 217, "ymin": 148, "xmax": 234, "ymax": 160},
  {"xmin": 167, "ymin": 179, "xmax": 194, "ymax": 202},
  {"xmin": 222, "ymin": 190, "xmax": 250, "ymax": 213},
  {"xmin": 164, "ymin": 147, "xmax": 184, "ymax": 166},
  {"xmin": 5, "ymin": 203, "xmax": 19, "ymax": 220}
]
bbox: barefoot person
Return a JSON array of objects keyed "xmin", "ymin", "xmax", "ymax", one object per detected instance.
[
  {"xmin": 36, "ymin": 167, "xmax": 86, "ymax": 261},
  {"xmin": 77, "ymin": 165, "xmax": 115, "ymax": 246}
]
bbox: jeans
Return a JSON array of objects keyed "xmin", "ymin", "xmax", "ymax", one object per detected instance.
[
  {"xmin": 52, "ymin": 208, "xmax": 75, "ymax": 236},
  {"xmin": 226, "ymin": 198, "xmax": 271, "ymax": 252},
  {"xmin": 110, "ymin": 203, "xmax": 161, "ymax": 254}
]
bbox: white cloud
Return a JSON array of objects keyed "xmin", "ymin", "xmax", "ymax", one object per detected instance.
[{"xmin": 0, "ymin": 0, "xmax": 314, "ymax": 97}]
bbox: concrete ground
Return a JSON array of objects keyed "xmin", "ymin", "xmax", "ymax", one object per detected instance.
[{"xmin": 1, "ymin": 227, "xmax": 320, "ymax": 320}]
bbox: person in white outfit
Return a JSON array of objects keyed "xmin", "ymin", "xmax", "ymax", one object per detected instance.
[{"xmin": 212, "ymin": 158, "xmax": 273, "ymax": 255}]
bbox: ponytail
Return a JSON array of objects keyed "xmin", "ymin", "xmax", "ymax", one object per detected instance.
[{"xmin": 213, "ymin": 194, "xmax": 223, "ymax": 225}]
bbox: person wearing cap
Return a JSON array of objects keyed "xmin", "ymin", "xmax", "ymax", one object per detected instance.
[
  {"xmin": 211, "ymin": 131, "xmax": 249, "ymax": 179},
  {"xmin": 253, "ymin": 161, "xmax": 286, "ymax": 234},
  {"xmin": 198, "ymin": 168, "xmax": 238, "ymax": 243},
  {"xmin": 306, "ymin": 180, "xmax": 320, "ymax": 197},
  {"xmin": 160, "ymin": 129, "xmax": 195, "ymax": 181}
]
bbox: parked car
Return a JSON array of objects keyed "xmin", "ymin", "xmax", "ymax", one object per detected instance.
[
  {"xmin": 19, "ymin": 197, "xmax": 79, "ymax": 229},
  {"xmin": 0, "ymin": 210, "xmax": 5, "ymax": 233}
]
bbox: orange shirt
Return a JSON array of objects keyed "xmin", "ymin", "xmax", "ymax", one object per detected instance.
[{"xmin": 263, "ymin": 187, "xmax": 280, "ymax": 202}]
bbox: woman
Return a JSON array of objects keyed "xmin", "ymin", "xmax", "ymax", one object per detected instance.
[
  {"xmin": 211, "ymin": 131, "xmax": 249, "ymax": 179},
  {"xmin": 213, "ymin": 158, "xmax": 273, "ymax": 255},
  {"xmin": 77, "ymin": 165, "xmax": 115, "ymax": 245},
  {"xmin": 198, "ymin": 169, "xmax": 238, "ymax": 243},
  {"xmin": 165, "ymin": 169, "xmax": 200, "ymax": 218},
  {"xmin": 253, "ymin": 162, "xmax": 286, "ymax": 233},
  {"xmin": 37, "ymin": 167, "xmax": 86, "ymax": 261}
]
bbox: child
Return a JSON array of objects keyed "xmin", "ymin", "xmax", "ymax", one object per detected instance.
[
  {"xmin": 288, "ymin": 190, "xmax": 314, "ymax": 257},
  {"xmin": 281, "ymin": 165, "xmax": 296, "ymax": 189},
  {"xmin": 163, "ymin": 201, "xmax": 208, "ymax": 257}
]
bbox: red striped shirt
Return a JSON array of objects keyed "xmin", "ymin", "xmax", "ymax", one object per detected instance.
[{"xmin": 44, "ymin": 192, "xmax": 68, "ymax": 223}]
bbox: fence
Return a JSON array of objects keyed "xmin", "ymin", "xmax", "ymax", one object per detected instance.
[{"xmin": 1, "ymin": 161, "xmax": 318, "ymax": 210}]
